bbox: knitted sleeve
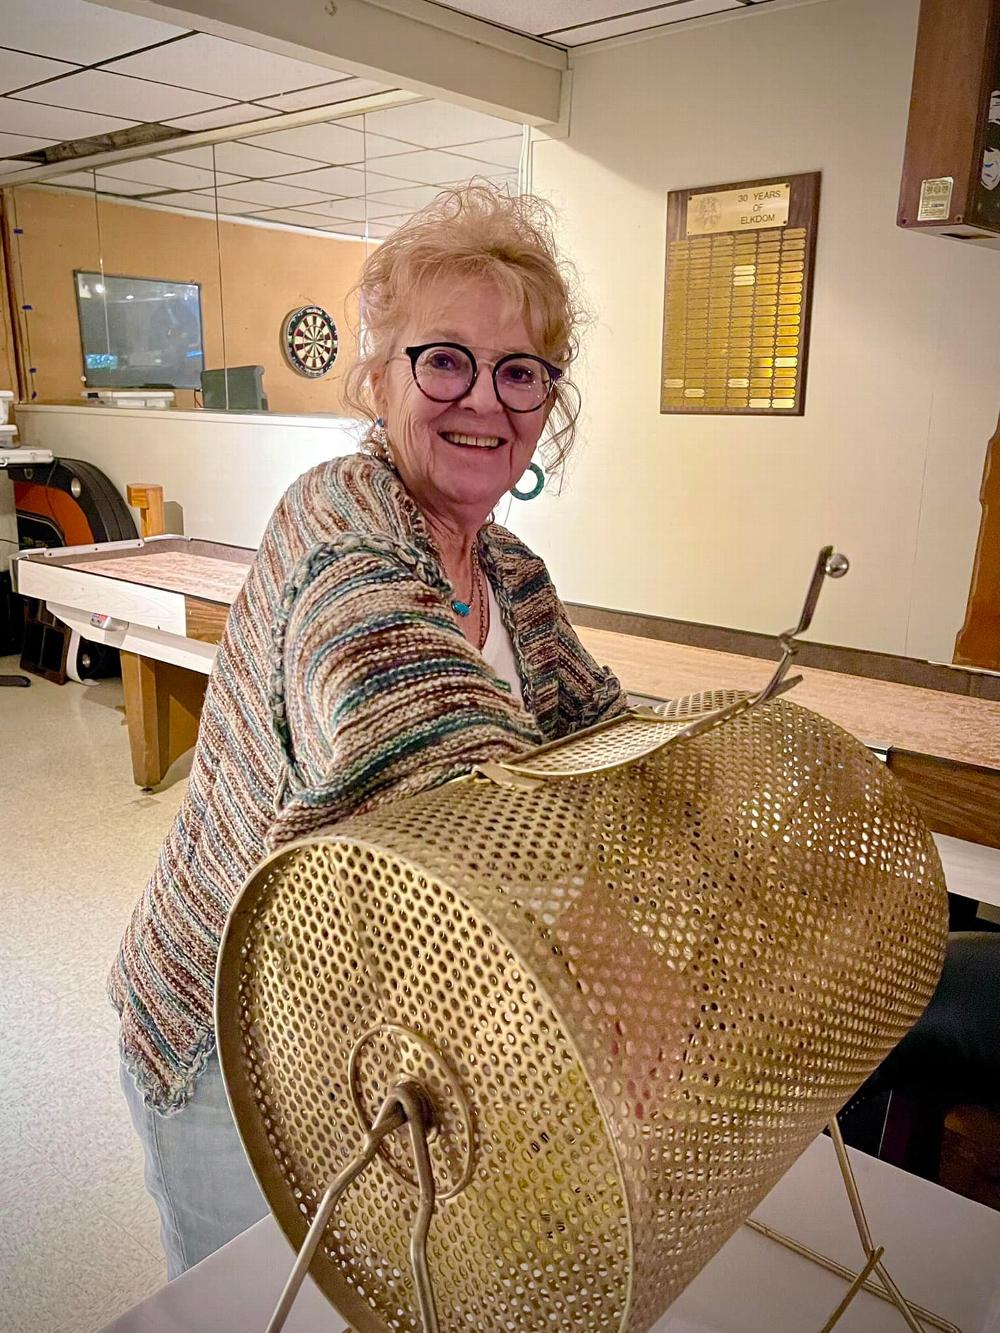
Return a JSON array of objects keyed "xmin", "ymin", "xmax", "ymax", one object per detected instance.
[
  {"xmin": 555, "ymin": 599, "xmax": 628, "ymax": 734},
  {"xmin": 267, "ymin": 534, "xmax": 542, "ymax": 847}
]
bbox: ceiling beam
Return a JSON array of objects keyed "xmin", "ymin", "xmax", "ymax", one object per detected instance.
[{"xmin": 93, "ymin": 0, "xmax": 568, "ymax": 126}]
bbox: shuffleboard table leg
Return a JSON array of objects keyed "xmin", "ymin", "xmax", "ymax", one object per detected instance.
[{"xmin": 121, "ymin": 650, "xmax": 208, "ymax": 788}]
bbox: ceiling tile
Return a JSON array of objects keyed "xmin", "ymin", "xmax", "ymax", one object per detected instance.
[
  {"xmin": 210, "ymin": 179, "xmax": 336, "ymax": 207},
  {"xmin": 157, "ymin": 145, "xmax": 227, "ymax": 171},
  {"xmin": 0, "ymin": 97, "xmax": 135, "ymax": 140},
  {"xmin": 143, "ymin": 191, "xmax": 255, "ymax": 215},
  {"xmin": 163, "ymin": 103, "xmax": 274, "ymax": 132},
  {"xmin": 407, "ymin": 0, "xmax": 744, "ymax": 34},
  {"xmin": 0, "ymin": 49, "xmax": 78, "ymax": 96},
  {"xmin": 342, "ymin": 100, "xmax": 518, "ymax": 148},
  {"xmin": 321, "ymin": 218, "xmax": 397, "ymax": 239},
  {"xmin": 47, "ymin": 170, "xmax": 155, "ymax": 195},
  {"xmin": 255, "ymin": 77, "xmax": 391, "ymax": 113},
  {"xmin": 315, "ymin": 219, "xmax": 368, "ymax": 235},
  {"xmin": 450, "ymin": 135, "xmax": 522, "ymax": 169},
  {"xmin": 378, "ymin": 0, "xmax": 550, "ymax": 31},
  {"xmin": 274, "ymin": 165, "xmax": 414, "ymax": 197},
  {"xmin": 104, "ymin": 33, "xmax": 354, "ymax": 101},
  {"xmin": 268, "ymin": 196, "xmax": 407, "ymax": 222},
  {"xmin": 243, "ymin": 121, "xmax": 420, "ymax": 165},
  {"xmin": 546, "ymin": 0, "xmax": 743, "ymax": 43},
  {"xmin": 170, "ymin": 140, "xmax": 322, "ymax": 178},
  {"xmin": 366, "ymin": 183, "xmax": 450, "ymax": 210},
  {"xmin": 10, "ymin": 69, "xmax": 232, "ymax": 121},
  {"xmin": 343, "ymin": 133, "xmax": 425, "ymax": 161},
  {"xmin": 0, "ymin": 0, "xmax": 187, "ymax": 65},
  {"xmin": 99, "ymin": 158, "xmax": 246, "ymax": 190},
  {"xmin": 243, "ymin": 208, "xmax": 335, "ymax": 228},
  {"xmin": 242, "ymin": 122, "xmax": 366, "ymax": 165},
  {"xmin": 365, "ymin": 220, "xmax": 401, "ymax": 238},
  {"xmin": 0, "ymin": 129, "xmax": 57, "ymax": 156},
  {"xmin": 42, "ymin": 170, "xmax": 96, "ymax": 189},
  {"xmin": 0, "ymin": 157, "xmax": 41, "ymax": 174},
  {"xmin": 367, "ymin": 149, "xmax": 508, "ymax": 185}
]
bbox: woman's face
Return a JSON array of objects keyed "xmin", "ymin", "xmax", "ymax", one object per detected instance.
[{"xmin": 372, "ymin": 275, "xmax": 553, "ymax": 530}]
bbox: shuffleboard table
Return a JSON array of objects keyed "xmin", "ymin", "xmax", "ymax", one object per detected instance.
[
  {"xmin": 15, "ymin": 539, "xmax": 1000, "ymax": 909},
  {"xmin": 14, "ymin": 535, "xmax": 254, "ymax": 787}
]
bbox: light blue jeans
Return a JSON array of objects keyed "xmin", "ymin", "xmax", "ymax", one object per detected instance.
[{"xmin": 120, "ymin": 1049, "xmax": 269, "ymax": 1279}]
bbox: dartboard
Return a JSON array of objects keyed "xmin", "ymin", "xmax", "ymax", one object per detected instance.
[{"xmin": 282, "ymin": 305, "xmax": 339, "ymax": 378}]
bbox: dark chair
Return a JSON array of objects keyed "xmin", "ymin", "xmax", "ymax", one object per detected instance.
[{"xmin": 840, "ymin": 932, "xmax": 1000, "ymax": 1210}]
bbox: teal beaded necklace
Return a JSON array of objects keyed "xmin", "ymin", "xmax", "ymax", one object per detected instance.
[{"xmin": 451, "ymin": 541, "xmax": 488, "ymax": 647}]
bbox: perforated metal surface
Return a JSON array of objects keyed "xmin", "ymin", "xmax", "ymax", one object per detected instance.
[
  {"xmin": 217, "ymin": 694, "xmax": 947, "ymax": 1333},
  {"xmin": 498, "ymin": 689, "xmax": 747, "ymax": 777}
]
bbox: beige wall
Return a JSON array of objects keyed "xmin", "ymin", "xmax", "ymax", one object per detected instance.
[
  {"xmin": 5, "ymin": 185, "xmax": 367, "ymax": 414},
  {"xmin": 514, "ymin": 0, "xmax": 1000, "ymax": 661},
  {"xmin": 17, "ymin": 405, "xmax": 358, "ymax": 548}
]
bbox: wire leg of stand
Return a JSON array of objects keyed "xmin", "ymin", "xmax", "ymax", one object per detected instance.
[
  {"xmin": 744, "ymin": 1220, "xmax": 957, "ymax": 1332},
  {"xmin": 827, "ymin": 1119, "xmax": 878, "ymax": 1249},
  {"xmin": 827, "ymin": 1119, "xmax": 933, "ymax": 1333},
  {"xmin": 819, "ymin": 1245, "xmax": 884, "ymax": 1332},
  {"xmin": 744, "ymin": 1121, "xmax": 962, "ymax": 1333},
  {"xmin": 265, "ymin": 1101, "xmax": 405, "ymax": 1333}
]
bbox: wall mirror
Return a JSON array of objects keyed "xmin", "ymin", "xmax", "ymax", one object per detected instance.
[{"xmin": 2, "ymin": 96, "xmax": 524, "ymax": 416}]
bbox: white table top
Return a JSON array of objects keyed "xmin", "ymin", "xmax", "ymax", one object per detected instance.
[
  {"xmin": 104, "ymin": 1136, "xmax": 1000, "ymax": 1333},
  {"xmin": 934, "ymin": 834, "xmax": 1000, "ymax": 912}
]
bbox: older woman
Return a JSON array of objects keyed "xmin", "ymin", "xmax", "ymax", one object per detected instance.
[{"xmin": 112, "ymin": 184, "xmax": 624, "ymax": 1277}]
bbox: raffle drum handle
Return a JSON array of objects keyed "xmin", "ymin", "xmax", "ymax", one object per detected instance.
[
  {"xmin": 480, "ymin": 545, "xmax": 852, "ymax": 786},
  {"xmin": 264, "ymin": 1081, "xmax": 440, "ymax": 1333}
]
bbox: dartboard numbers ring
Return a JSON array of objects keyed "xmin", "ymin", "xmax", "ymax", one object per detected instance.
[{"xmin": 282, "ymin": 305, "xmax": 339, "ymax": 378}]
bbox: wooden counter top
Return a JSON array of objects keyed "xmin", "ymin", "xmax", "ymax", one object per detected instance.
[{"xmin": 576, "ymin": 627, "xmax": 1000, "ymax": 773}]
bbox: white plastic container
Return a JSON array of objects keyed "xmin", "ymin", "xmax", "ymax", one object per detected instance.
[
  {"xmin": 82, "ymin": 389, "xmax": 175, "ymax": 409},
  {"xmin": 0, "ymin": 425, "xmax": 18, "ymax": 447},
  {"xmin": 0, "ymin": 390, "xmax": 13, "ymax": 425}
]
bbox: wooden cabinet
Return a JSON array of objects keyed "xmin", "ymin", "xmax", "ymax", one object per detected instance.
[{"xmin": 897, "ymin": 0, "xmax": 1000, "ymax": 245}]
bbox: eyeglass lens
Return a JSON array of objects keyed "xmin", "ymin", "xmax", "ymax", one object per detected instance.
[{"xmin": 412, "ymin": 344, "xmax": 553, "ymax": 411}]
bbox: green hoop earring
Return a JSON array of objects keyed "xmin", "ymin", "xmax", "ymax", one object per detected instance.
[{"xmin": 510, "ymin": 462, "xmax": 545, "ymax": 501}]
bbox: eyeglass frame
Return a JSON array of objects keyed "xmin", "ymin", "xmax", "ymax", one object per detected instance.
[{"xmin": 398, "ymin": 342, "xmax": 564, "ymax": 414}]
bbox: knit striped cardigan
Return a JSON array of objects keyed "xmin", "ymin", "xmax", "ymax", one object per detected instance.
[{"xmin": 109, "ymin": 454, "xmax": 625, "ymax": 1114}]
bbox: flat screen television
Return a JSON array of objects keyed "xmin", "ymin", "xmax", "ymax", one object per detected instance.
[{"xmin": 74, "ymin": 271, "xmax": 205, "ymax": 389}]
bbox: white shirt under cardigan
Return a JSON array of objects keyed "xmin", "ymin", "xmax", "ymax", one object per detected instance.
[{"xmin": 481, "ymin": 581, "xmax": 525, "ymax": 707}]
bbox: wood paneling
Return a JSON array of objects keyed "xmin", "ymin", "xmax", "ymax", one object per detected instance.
[
  {"xmin": 887, "ymin": 749, "xmax": 1000, "ymax": 848},
  {"xmin": 184, "ymin": 596, "xmax": 229, "ymax": 643},
  {"xmin": 0, "ymin": 197, "xmax": 20, "ymax": 400},
  {"xmin": 5, "ymin": 185, "xmax": 366, "ymax": 414},
  {"xmin": 120, "ymin": 649, "xmax": 207, "ymax": 789}
]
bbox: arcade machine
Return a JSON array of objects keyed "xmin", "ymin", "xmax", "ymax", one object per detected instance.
[{"xmin": 0, "ymin": 435, "xmax": 136, "ymax": 685}]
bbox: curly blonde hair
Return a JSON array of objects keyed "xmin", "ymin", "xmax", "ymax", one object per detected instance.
[{"xmin": 345, "ymin": 183, "xmax": 586, "ymax": 469}]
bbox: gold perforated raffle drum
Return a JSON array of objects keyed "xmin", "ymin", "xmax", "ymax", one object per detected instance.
[{"xmin": 218, "ymin": 675, "xmax": 947, "ymax": 1333}]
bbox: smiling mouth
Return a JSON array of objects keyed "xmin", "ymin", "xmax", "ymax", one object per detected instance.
[{"xmin": 439, "ymin": 431, "xmax": 505, "ymax": 450}]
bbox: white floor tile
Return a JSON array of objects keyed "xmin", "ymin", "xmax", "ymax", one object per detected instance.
[{"xmin": 1, "ymin": 656, "xmax": 181, "ymax": 1330}]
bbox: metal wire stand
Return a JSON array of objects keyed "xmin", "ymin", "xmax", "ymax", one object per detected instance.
[{"xmin": 745, "ymin": 1120, "xmax": 959, "ymax": 1332}]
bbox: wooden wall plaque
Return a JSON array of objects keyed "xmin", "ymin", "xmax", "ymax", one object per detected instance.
[
  {"xmin": 898, "ymin": 0, "xmax": 1000, "ymax": 244},
  {"xmin": 660, "ymin": 172, "xmax": 820, "ymax": 416}
]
